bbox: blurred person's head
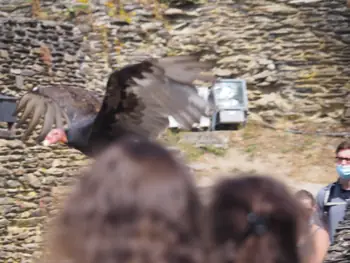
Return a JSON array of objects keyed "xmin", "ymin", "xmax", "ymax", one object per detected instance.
[
  {"xmin": 47, "ymin": 135, "xmax": 205, "ymax": 263},
  {"xmin": 207, "ymin": 174, "xmax": 306, "ymax": 263},
  {"xmin": 295, "ymin": 190, "xmax": 316, "ymax": 223},
  {"xmin": 335, "ymin": 140, "xmax": 350, "ymax": 182}
]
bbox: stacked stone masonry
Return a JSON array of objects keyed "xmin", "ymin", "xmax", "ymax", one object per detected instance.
[
  {"xmin": 0, "ymin": 0, "xmax": 350, "ymax": 262},
  {"xmin": 164, "ymin": 0, "xmax": 350, "ymax": 125},
  {"xmin": 0, "ymin": 15, "xmax": 93, "ymax": 263},
  {"xmin": 0, "ymin": 18, "xmax": 86, "ymax": 97},
  {"xmin": 2, "ymin": 0, "xmax": 350, "ymax": 124},
  {"xmin": 0, "ymin": 139, "xmax": 91, "ymax": 263}
]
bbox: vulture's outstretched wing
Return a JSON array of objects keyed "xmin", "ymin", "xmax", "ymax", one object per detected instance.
[
  {"xmin": 15, "ymin": 85, "xmax": 102, "ymax": 141},
  {"xmin": 90, "ymin": 55, "xmax": 216, "ymax": 140}
]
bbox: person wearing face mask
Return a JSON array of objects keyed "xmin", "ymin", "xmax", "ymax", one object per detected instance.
[
  {"xmin": 315, "ymin": 140, "xmax": 350, "ymax": 244},
  {"xmin": 295, "ymin": 190, "xmax": 329, "ymax": 263}
]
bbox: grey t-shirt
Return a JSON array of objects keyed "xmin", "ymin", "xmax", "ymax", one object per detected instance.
[{"xmin": 315, "ymin": 182, "xmax": 350, "ymax": 243}]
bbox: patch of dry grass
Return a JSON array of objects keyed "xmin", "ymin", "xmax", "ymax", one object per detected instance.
[
  {"xmin": 160, "ymin": 121, "xmax": 346, "ymax": 185},
  {"xmin": 230, "ymin": 121, "xmax": 342, "ymax": 184}
]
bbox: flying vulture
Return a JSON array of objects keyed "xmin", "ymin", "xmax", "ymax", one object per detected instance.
[{"xmin": 14, "ymin": 55, "xmax": 216, "ymax": 157}]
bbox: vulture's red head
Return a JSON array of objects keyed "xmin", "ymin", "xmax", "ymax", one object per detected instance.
[{"xmin": 42, "ymin": 128, "xmax": 68, "ymax": 146}]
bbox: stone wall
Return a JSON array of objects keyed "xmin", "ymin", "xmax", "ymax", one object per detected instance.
[
  {"xmin": 165, "ymin": 0, "xmax": 350, "ymax": 125},
  {"xmin": 0, "ymin": 0, "xmax": 350, "ymax": 263},
  {"xmin": 47, "ymin": 0, "xmax": 350, "ymax": 126},
  {"xmin": 0, "ymin": 18, "xmax": 86, "ymax": 97},
  {"xmin": 0, "ymin": 139, "xmax": 90, "ymax": 263},
  {"xmin": 2, "ymin": 0, "xmax": 349, "ymax": 125},
  {"xmin": 0, "ymin": 17, "xmax": 92, "ymax": 263}
]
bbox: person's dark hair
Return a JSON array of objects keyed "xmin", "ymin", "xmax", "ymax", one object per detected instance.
[
  {"xmin": 207, "ymin": 174, "xmax": 306, "ymax": 263},
  {"xmin": 336, "ymin": 140, "xmax": 350, "ymax": 155},
  {"xmin": 295, "ymin": 190, "xmax": 316, "ymax": 206},
  {"xmin": 46, "ymin": 135, "xmax": 204, "ymax": 263}
]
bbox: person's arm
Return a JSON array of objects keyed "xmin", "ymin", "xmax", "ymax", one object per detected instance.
[{"xmin": 309, "ymin": 228, "xmax": 330, "ymax": 263}]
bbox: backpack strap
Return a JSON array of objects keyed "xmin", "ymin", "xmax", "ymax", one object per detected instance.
[
  {"xmin": 323, "ymin": 183, "xmax": 334, "ymax": 214},
  {"xmin": 323, "ymin": 182, "xmax": 348, "ymax": 213},
  {"xmin": 316, "ymin": 182, "xmax": 336, "ymax": 227}
]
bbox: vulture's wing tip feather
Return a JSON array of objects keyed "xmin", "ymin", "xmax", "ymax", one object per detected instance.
[
  {"xmin": 14, "ymin": 85, "xmax": 101, "ymax": 143},
  {"xmin": 160, "ymin": 56, "xmax": 216, "ymax": 128}
]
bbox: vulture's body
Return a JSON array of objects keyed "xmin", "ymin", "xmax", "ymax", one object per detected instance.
[{"xmin": 14, "ymin": 55, "xmax": 215, "ymax": 157}]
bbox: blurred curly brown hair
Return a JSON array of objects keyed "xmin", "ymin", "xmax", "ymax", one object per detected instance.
[
  {"xmin": 46, "ymin": 136, "xmax": 205, "ymax": 263},
  {"xmin": 207, "ymin": 174, "xmax": 307, "ymax": 263}
]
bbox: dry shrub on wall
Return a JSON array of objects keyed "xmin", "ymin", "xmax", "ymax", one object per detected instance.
[
  {"xmin": 31, "ymin": 0, "xmax": 41, "ymax": 17},
  {"xmin": 40, "ymin": 44, "xmax": 53, "ymax": 76}
]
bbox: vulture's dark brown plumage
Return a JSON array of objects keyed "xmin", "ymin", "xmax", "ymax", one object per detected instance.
[{"xmin": 14, "ymin": 55, "xmax": 216, "ymax": 157}]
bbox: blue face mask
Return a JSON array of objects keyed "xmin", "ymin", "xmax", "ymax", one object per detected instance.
[{"xmin": 336, "ymin": 164, "xmax": 350, "ymax": 180}]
